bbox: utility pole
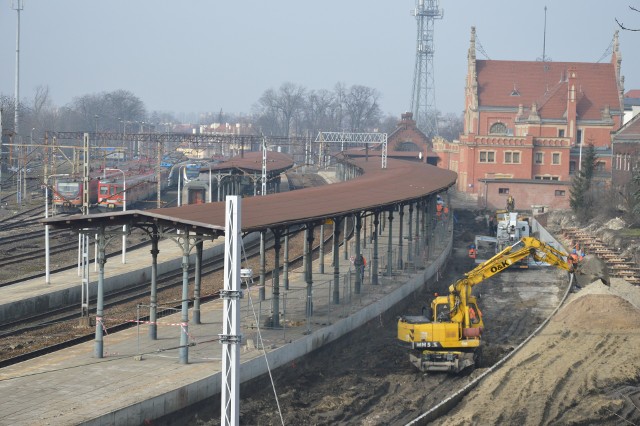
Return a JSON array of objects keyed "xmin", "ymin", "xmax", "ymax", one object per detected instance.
[
  {"xmin": 410, "ymin": 0, "xmax": 443, "ymax": 138},
  {"xmin": 13, "ymin": 0, "xmax": 23, "ymax": 141}
]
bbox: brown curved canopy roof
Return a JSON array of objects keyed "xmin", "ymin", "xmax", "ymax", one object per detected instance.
[
  {"xmin": 208, "ymin": 151, "xmax": 294, "ymax": 174},
  {"xmin": 43, "ymin": 158, "xmax": 457, "ymax": 236}
]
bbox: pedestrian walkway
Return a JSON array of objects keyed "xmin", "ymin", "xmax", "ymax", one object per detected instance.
[{"xmin": 0, "ymin": 209, "xmax": 453, "ymax": 425}]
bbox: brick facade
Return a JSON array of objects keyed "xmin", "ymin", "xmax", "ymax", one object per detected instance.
[{"xmin": 433, "ymin": 27, "xmax": 625, "ymax": 211}]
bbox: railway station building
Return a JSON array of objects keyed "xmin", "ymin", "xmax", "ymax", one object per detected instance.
[
  {"xmin": 612, "ymin": 112, "xmax": 640, "ymax": 189},
  {"xmin": 433, "ymin": 27, "xmax": 626, "ymax": 211}
]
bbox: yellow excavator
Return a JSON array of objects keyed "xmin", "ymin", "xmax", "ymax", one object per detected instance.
[{"xmin": 397, "ymin": 236, "xmax": 576, "ymax": 373}]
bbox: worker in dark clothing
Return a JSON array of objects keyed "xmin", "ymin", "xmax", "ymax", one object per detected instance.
[
  {"xmin": 355, "ymin": 253, "xmax": 366, "ymax": 281},
  {"xmin": 506, "ymin": 195, "xmax": 515, "ymax": 212}
]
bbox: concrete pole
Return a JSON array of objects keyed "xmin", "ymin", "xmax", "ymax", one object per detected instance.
[{"xmin": 94, "ymin": 227, "xmax": 106, "ymax": 358}]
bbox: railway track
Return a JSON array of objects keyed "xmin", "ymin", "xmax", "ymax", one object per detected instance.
[
  {"xmin": 0, "ymin": 225, "xmax": 329, "ymax": 368},
  {"xmin": 0, "ymin": 204, "xmax": 46, "ymax": 232},
  {"xmin": 0, "ymin": 176, "xmax": 336, "ymax": 366}
]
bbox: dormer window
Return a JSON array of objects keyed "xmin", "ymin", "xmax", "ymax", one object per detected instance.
[{"xmin": 489, "ymin": 122, "xmax": 508, "ymax": 135}]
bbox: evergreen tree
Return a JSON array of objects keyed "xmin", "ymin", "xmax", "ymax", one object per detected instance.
[
  {"xmin": 569, "ymin": 144, "xmax": 597, "ymax": 222},
  {"xmin": 632, "ymin": 167, "xmax": 640, "ymax": 218}
]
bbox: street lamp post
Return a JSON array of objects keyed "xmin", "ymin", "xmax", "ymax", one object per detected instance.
[
  {"xmin": 106, "ymin": 168, "xmax": 127, "ymax": 263},
  {"xmin": 45, "ymin": 173, "xmax": 69, "ymax": 284}
]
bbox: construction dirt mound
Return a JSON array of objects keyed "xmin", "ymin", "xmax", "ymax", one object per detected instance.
[{"xmin": 434, "ymin": 278, "xmax": 640, "ymax": 426}]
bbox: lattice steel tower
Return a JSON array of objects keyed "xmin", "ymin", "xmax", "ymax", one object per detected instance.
[{"xmin": 410, "ymin": 0, "xmax": 443, "ymax": 138}]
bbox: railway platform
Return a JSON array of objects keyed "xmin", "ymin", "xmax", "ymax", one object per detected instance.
[
  {"xmin": 0, "ymin": 212, "xmax": 453, "ymax": 425},
  {"xmin": 0, "ymin": 236, "xmax": 223, "ymax": 326}
]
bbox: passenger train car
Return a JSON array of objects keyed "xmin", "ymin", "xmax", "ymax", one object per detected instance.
[
  {"xmin": 97, "ymin": 162, "xmax": 169, "ymax": 211},
  {"xmin": 52, "ymin": 175, "xmax": 100, "ymax": 213}
]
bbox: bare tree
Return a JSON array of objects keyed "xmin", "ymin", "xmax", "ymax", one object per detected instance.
[
  {"xmin": 257, "ymin": 83, "xmax": 306, "ymax": 136},
  {"xmin": 438, "ymin": 112, "xmax": 464, "ymax": 141},
  {"xmin": 342, "ymin": 85, "xmax": 381, "ymax": 132},
  {"xmin": 71, "ymin": 90, "xmax": 146, "ymax": 132},
  {"xmin": 302, "ymin": 89, "xmax": 338, "ymax": 136},
  {"xmin": 616, "ymin": 5, "xmax": 640, "ymax": 31}
]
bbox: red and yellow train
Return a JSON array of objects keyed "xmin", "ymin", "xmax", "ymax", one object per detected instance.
[
  {"xmin": 52, "ymin": 175, "xmax": 100, "ymax": 213},
  {"xmin": 97, "ymin": 164, "xmax": 168, "ymax": 211},
  {"xmin": 51, "ymin": 160, "xmax": 169, "ymax": 213}
]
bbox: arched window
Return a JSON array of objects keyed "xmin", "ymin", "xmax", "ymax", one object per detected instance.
[
  {"xmin": 397, "ymin": 141, "xmax": 420, "ymax": 152},
  {"xmin": 489, "ymin": 122, "xmax": 508, "ymax": 135}
]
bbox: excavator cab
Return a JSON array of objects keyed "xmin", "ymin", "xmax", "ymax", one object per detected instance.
[{"xmin": 434, "ymin": 299, "xmax": 450, "ymax": 322}]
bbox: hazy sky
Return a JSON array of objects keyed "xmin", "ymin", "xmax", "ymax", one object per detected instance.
[{"xmin": 0, "ymin": 1, "xmax": 638, "ymax": 120}]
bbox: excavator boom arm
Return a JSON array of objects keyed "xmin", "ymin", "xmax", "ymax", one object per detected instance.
[{"xmin": 452, "ymin": 236, "xmax": 573, "ymax": 294}]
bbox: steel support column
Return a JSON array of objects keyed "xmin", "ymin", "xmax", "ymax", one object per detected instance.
[
  {"xmin": 305, "ymin": 224, "xmax": 315, "ymax": 319},
  {"xmin": 220, "ymin": 196, "xmax": 242, "ymax": 426},
  {"xmin": 362, "ymin": 215, "xmax": 367, "ymax": 250},
  {"xmin": 193, "ymin": 239, "xmax": 203, "ymax": 325},
  {"xmin": 149, "ymin": 227, "xmax": 159, "ymax": 340},
  {"xmin": 415, "ymin": 200, "xmax": 421, "ymax": 259},
  {"xmin": 271, "ymin": 229, "xmax": 282, "ymax": 328},
  {"xmin": 332, "ymin": 216, "xmax": 342, "ymax": 304},
  {"xmin": 355, "ymin": 213, "xmax": 362, "ymax": 294},
  {"xmin": 179, "ymin": 230, "xmax": 190, "ymax": 364},
  {"xmin": 259, "ymin": 230, "xmax": 266, "ymax": 301},
  {"xmin": 398, "ymin": 205, "xmax": 405, "ymax": 270},
  {"xmin": 319, "ymin": 223, "xmax": 325, "ymax": 274},
  {"xmin": 408, "ymin": 203, "xmax": 414, "ymax": 262},
  {"xmin": 387, "ymin": 209, "xmax": 394, "ymax": 276},
  {"xmin": 283, "ymin": 232, "xmax": 290, "ymax": 291},
  {"xmin": 343, "ymin": 217, "xmax": 349, "ymax": 260},
  {"xmin": 372, "ymin": 212, "xmax": 380, "ymax": 285}
]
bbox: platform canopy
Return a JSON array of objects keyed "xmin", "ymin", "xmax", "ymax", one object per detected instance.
[{"xmin": 43, "ymin": 158, "xmax": 458, "ymax": 236}]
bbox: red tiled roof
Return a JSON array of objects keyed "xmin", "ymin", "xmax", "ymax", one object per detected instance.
[
  {"xmin": 625, "ymin": 90, "xmax": 640, "ymax": 99},
  {"xmin": 476, "ymin": 60, "xmax": 620, "ymax": 120}
]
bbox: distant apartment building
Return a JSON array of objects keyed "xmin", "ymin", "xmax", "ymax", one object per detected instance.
[
  {"xmin": 433, "ymin": 28, "xmax": 625, "ymax": 210},
  {"xmin": 623, "ymin": 89, "xmax": 640, "ymax": 124}
]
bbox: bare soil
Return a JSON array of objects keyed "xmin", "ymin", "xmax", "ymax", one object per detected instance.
[{"xmin": 157, "ymin": 208, "xmax": 638, "ymax": 426}]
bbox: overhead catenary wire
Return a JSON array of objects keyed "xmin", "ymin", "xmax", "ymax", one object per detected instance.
[{"xmin": 240, "ymin": 237, "xmax": 285, "ymax": 426}]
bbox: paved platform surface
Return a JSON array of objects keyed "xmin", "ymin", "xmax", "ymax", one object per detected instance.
[
  {"xmin": 0, "ymin": 212, "xmax": 453, "ymax": 425},
  {"xmin": 0, "ymin": 237, "xmax": 219, "ymax": 306}
]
